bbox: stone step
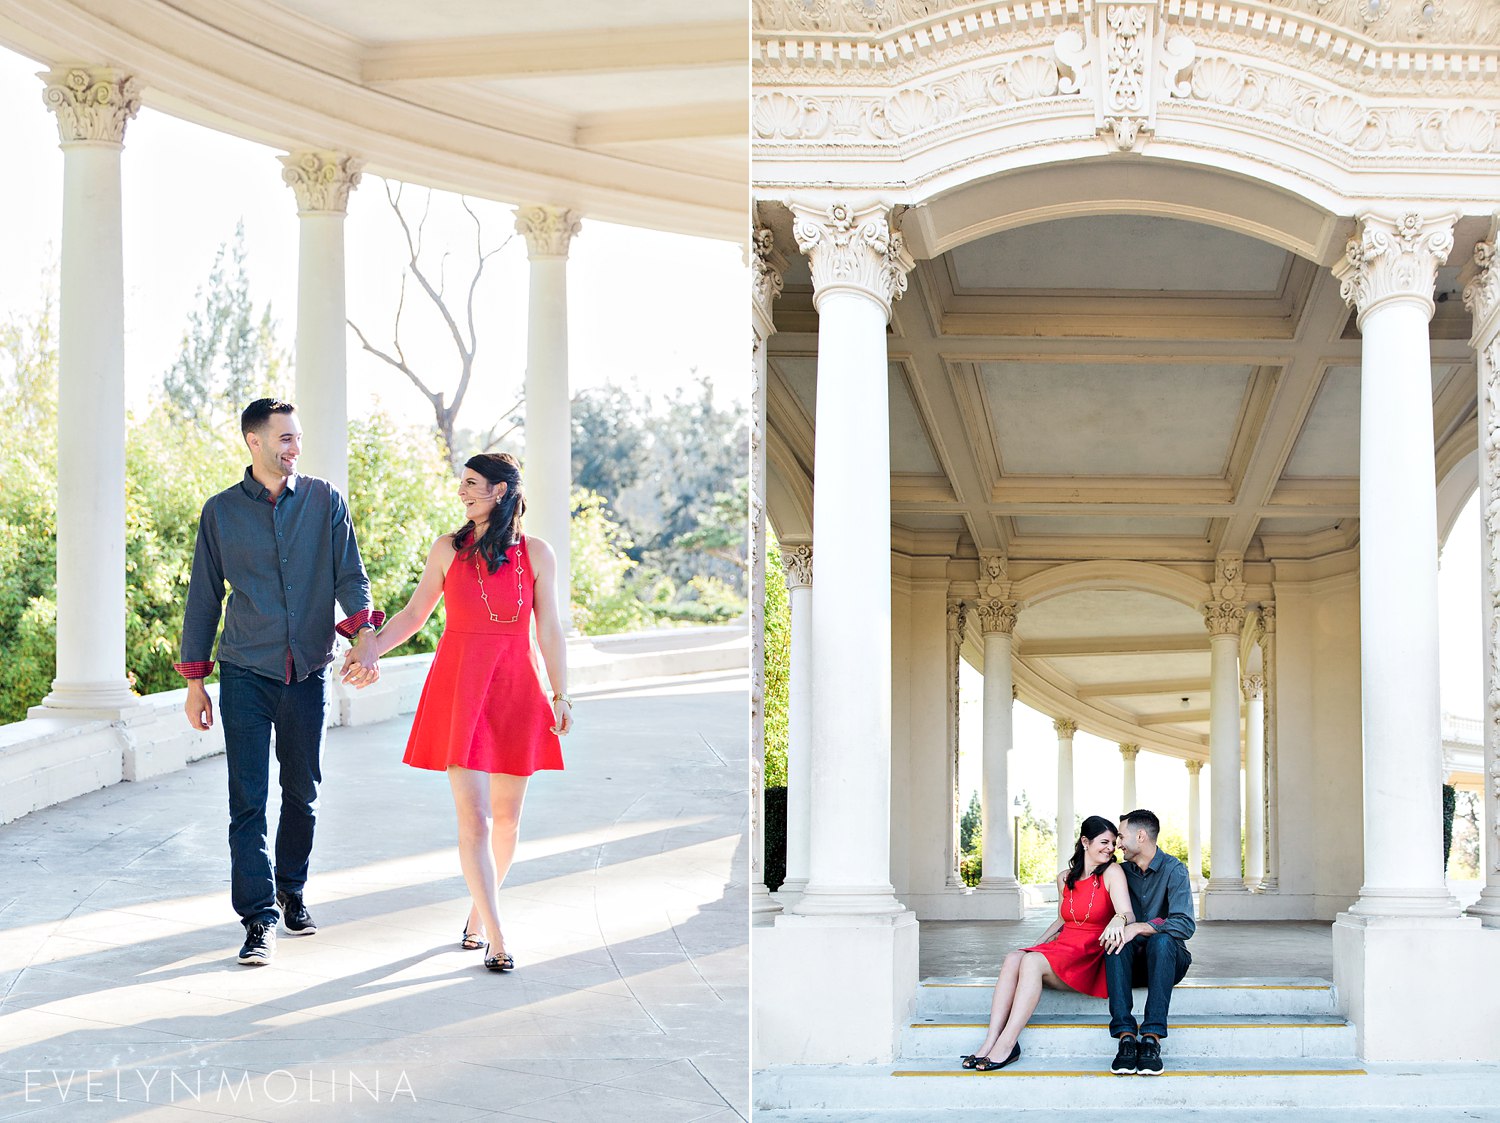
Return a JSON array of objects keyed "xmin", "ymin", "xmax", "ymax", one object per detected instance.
[
  {"xmin": 754, "ymin": 1058, "xmax": 1500, "ymax": 1114},
  {"xmin": 902, "ymin": 1013, "xmax": 1356, "ymax": 1059},
  {"xmin": 918, "ymin": 976, "xmax": 1336, "ymax": 1018}
]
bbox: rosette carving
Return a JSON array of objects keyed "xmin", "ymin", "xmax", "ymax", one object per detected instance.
[
  {"xmin": 515, "ymin": 205, "xmax": 582, "ymax": 259},
  {"xmin": 280, "ymin": 151, "xmax": 363, "ymax": 215},
  {"xmin": 41, "ymin": 68, "xmax": 140, "ymax": 144},
  {"xmin": 790, "ymin": 201, "xmax": 914, "ymax": 316},
  {"xmin": 1335, "ymin": 211, "xmax": 1457, "ymax": 320},
  {"xmin": 782, "ymin": 545, "xmax": 813, "ymax": 589}
]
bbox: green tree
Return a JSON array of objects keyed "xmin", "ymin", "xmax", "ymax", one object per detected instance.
[
  {"xmin": 162, "ymin": 221, "xmax": 288, "ymax": 426},
  {"xmin": 763, "ymin": 531, "xmax": 790, "ymax": 788},
  {"xmin": 570, "ymin": 489, "xmax": 652, "ymax": 635},
  {"xmin": 571, "ymin": 385, "xmax": 645, "ymax": 499},
  {"xmin": 960, "ymin": 791, "xmax": 982, "ymax": 855},
  {"xmin": 1016, "ymin": 792, "xmax": 1059, "ymax": 885}
]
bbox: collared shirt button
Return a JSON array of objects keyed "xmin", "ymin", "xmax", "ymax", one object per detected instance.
[
  {"xmin": 282, "ymin": 558, "xmax": 289, "ymax": 564},
  {"xmin": 286, "ymin": 584, "xmax": 292, "ymax": 591}
]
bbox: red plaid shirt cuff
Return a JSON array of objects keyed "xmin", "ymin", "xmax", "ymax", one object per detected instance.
[
  {"xmin": 335, "ymin": 609, "xmax": 386, "ymax": 638},
  {"xmin": 174, "ymin": 660, "xmax": 215, "ymax": 681}
]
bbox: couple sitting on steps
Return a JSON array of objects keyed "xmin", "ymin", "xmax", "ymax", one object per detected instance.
[{"xmin": 961, "ymin": 808, "xmax": 1195, "ymax": 1076}]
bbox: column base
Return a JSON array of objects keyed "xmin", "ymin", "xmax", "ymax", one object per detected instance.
[
  {"xmin": 1463, "ymin": 885, "xmax": 1500, "ymax": 927},
  {"xmin": 775, "ymin": 877, "xmax": 809, "ymax": 911},
  {"xmin": 1257, "ymin": 877, "xmax": 1279, "ymax": 893},
  {"xmin": 968, "ymin": 878, "xmax": 1024, "ymax": 920},
  {"xmin": 1198, "ymin": 878, "xmax": 1247, "ymax": 920},
  {"xmin": 793, "ymin": 881, "xmax": 905, "ymax": 916},
  {"xmin": 1345, "ymin": 884, "xmax": 1461, "ymax": 918},
  {"xmin": 752, "ymin": 910, "xmax": 919, "ymax": 1065},
  {"xmin": 752, "ymin": 883, "xmax": 783, "ymax": 925},
  {"xmin": 32, "ymin": 681, "xmax": 143, "ymax": 721},
  {"xmin": 1333, "ymin": 911, "xmax": 1500, "ymax": 1061}
]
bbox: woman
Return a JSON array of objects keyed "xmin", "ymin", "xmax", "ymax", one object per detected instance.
[
  {"xmin": 365, "ymin": 452, "xmax": 571, "ymax": 973},
  {"xmin": 961, "ymin": 815, "xmax": 1133, "ymax": 1071}
]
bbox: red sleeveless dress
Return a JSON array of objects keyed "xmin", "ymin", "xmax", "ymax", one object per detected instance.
[
  {"xmin": 1021, "ymin": 871, "xmax": 1112, "ymax": 998},
  {"xmin": 402, "ymin": 536, "xmax": 564, "ymax": 776}
]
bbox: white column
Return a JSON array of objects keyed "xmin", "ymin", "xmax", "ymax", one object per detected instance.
[
  {"xmin": 944, "ymin": 599, "xmax": 969, "ymax": 887},
  {"xmin": 791, "ymin": 200, "xmax": 913, "ymax": 917},
  {"xmin": 750, "ymin": 225, "xmax": 785, "ymax": 919},
  {"xmin": 514, "ymin": 205, "xmax": 581, "ymax": 631},
  {"xmin": 1203, "ymin": 553, "xmax": 1246, "ymax": 901},
  {"xmin": 1186, "ymin": 759, "xmax": 1204, "ymax": 894},
  {"xmin": 280, "ymin": 151, "xmax": 361, "ymax": 494},
  {"xmin": 976, "ymin": 587, "xmax": 1020, "ymax": 897},
  {"xmin": 37, "ymin": 67, "xmax": 140, "ymax": 715},
  {"xmin": 1242, "ymin": 670, "xmax": 1266, "ymax": 889},
  {"xmin": 1119, "ymin": 743, "xmax": 1140, "ymax": 811},
  {"xmin": 780, "ymin": 545, "xmax": 813, "ymax": 904},
  {"xmin": 1052, "ymin": 718, "xmax": 1078, "ymax": 872},
  {"xmin": 1463, "ymin": 225, "xmax": 1500, "ymax": 926},
  {"xmin": 1335, "ymin": 210, "xmax": 1461, "ymax": 918},
  {"xmin": 1259, "ymin": 603, "xmax": 1280, "ymax": 891}
]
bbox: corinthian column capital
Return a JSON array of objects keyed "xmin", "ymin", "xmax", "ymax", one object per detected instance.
[
  {"xmin": 782, "ymin": 544, "xmax": 813, "ymax": 589},
  {"xmin": 41, "ymin": 67, "xmax": 140, "ymax": 144},
  {"xmin": 1335, "ymin": 211, "xmax": 1457, "ymax": 325},
  {"xmin": 279, "ymin": 151, "xmax": 363, "ymax": 215},
  {"xmin": 1464, "ymin": 232, "xmax": 1500, "ymax": 347},
  {"xmin": 1241, "ymin": 673, "xmax": 1266, "ymax": 701},
  {"xmin": 1119, "ymin": 743, "xmax": 1141, "ymax": 762},
  {"xmin": 790, "ymin": 200, "xmax": 914, "ymax": 318},
  {"xmin": 515, "ymin": 205, "xmax": 582, "ymax": 259},
  {"xmin": 752, "ymin": 224, "xmax": 786, "ymax": 331},
  {"xmin": 1054, "ymin": 717, "xmax": 1078, "ymax": 739},
  {"xmin": 1186, "ymin": 759, "xmax": 1204, "ymax": 777}
]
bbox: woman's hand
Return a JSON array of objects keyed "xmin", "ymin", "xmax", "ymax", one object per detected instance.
[
  {"xmin": 1099, "ymin": 914, "xmax": 1128, "ymax": 954},
  {"xmin": 551, "ymin": 696, "xmax": 573, "ymax": 736}
]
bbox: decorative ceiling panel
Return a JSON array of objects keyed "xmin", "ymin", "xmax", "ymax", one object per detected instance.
[{"xmin": 1012, "ymin": 516, "xmax": 1212, "ymax": 538}]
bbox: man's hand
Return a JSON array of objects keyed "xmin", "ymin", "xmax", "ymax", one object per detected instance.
[
  {"xmin": 1099, "ymin": 915, "xmax": 1128, "ymax": 954},
  {"xmin": 1104, "ymin": 921, "xmax": 1155, "ymax": 953},
  {"xmin": 184, "ymin": 680, "xmax": 214, "ymax": 731},
  {"xmin": 341, "ymin": 629, "xmax": 381, "ymax": 689}
]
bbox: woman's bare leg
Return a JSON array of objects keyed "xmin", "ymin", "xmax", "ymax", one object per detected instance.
[
  {"xmin": 972, "ymin": 950, "xmax": 1026, "ymax": 1059},
  {"xmin": 487, "ymin": 774, "xmax": 529, "ymax": 892},
  {"xmin": 448, "ymin": 767, "xmax": 504, "ymax": 953},
  {"xmin": 987, "ymin": 952, "xmax": 1058, "ymax": 1059}
]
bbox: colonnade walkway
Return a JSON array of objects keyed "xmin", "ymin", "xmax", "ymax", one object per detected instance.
[{"xmin": 0, "ymin": 669, "xmax": 748, "ymax": 1122}]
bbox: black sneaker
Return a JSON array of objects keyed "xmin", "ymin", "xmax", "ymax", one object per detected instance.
[
  {"xmin": 237, "ymin": 921, "xmax": 276, "ymax": 965},
  {"xmin": 1110, "ymin": 1035, "xmax": 1138, "ymax": 1075},
  {"xmin": 1136, "ymin": 1036, "xmax": 1163, "ymax": 1075},
  {"xmin": 276, "ymin": 890, "xmax": 317, "ymax": 934}
]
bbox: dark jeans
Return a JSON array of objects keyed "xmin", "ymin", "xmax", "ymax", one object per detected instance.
[
  {"xmin": 219, "ymin": 662, "xmax": 327, "ymax": 929},
  {"xmin": 1105, "ymin": 931, "xmax": 1191, "ymax": 1039}
]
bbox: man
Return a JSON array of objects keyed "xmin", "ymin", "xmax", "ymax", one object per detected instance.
[
  {"xmin": 176, "ymin": 399, "xmax": 383, "ymax": 966},
  {"xmin": 1100, "ymin": 808, "xmax": 1195, "ymax": 1075}
]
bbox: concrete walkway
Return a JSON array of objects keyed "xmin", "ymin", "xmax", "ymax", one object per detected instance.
[{"xmin": 0, "ymin": 669, "xmax": 748, "ymax": 1122}]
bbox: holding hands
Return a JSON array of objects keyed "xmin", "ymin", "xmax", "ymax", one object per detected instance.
[{"xmin": 340, "ymin": 629, "xmax": 381, "ymax": 688}]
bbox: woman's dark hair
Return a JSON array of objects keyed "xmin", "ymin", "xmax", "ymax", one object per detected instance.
[
  {"xmin": 453, "ymin": 453, "xmax": 525, "ymax": 573},
  {"xmin": 1064, "ymin": 814, "xmax": 1119, "ymax": 889}
]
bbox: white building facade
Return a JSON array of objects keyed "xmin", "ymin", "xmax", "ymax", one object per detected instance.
[{"xmin": 751, "ymin": 0, "xmax": 1500, "ymax": 1067}]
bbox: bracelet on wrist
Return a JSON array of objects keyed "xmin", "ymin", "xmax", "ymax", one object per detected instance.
[{"xmin": 552, "ymin": 692, "xmax": 572, "ymax": 706}]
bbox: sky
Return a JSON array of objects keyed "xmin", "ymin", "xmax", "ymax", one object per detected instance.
[{"xmin": 0, "ymin": 45, "xmax": 747, "ymax": 441}]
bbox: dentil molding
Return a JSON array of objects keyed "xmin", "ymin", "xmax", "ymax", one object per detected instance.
[
  {"xmin": 789, "ymin": 200, "xmax": 915, "ymax": 315},
  {"xmin": 41, "ymin": 67, "xmax": 140, "ymax": 144},
  {"xmin": 279, "ymin": 151, "xmax": 363, "ymax": 215},
  {"xmin": 1334, "ymin": 211, "xmax": 1457, "ymax": 322},
  {"xmin": 514, "ymin": 205, "xmax": 583, "ymax": 259}
]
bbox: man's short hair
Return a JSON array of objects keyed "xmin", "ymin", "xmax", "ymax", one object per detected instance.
[
  {"xmin": 1121, "ymin": 808, "xmax": 1160, "ymax": 841},
  {"xmin": 241, "ymin": 398, "xmax": 296, "ymax": 437}
]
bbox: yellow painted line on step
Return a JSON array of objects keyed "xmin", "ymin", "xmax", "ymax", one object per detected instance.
[
  {"xmin": 893, "ymin": 1069, "xmax": 1368, "ymax": 1078},
  {"xmin": 914, "ymin": 1022, "xmax": 1346, "ymax": 1030}
]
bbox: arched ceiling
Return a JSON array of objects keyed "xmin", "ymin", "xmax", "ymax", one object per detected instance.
[
  {"xmin": 764, "ymin": 203, "xmax": 1483, "ymax": 755},
  {"xmin": 0, "ymin": 0, "xmax": 745, "ymax": 240}
]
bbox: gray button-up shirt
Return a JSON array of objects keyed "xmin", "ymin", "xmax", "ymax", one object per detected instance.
[
  {"xmin": 1122, "ymin": 848, "xmax": 1196, "ymax": 944},
  {"xmin": 177, "ymin": 469, "xmax": 376, "ymax": 683}
]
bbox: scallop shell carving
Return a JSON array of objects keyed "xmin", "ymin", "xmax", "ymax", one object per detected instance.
[
  {"xmin": 1190, "ymin": 57, "xmax": 1245, "ymax": 105},
  {"xmin": 1313, "ymin": 94, "xmax": 1370, "ymax": 146},
  {"xmin": 1006, "ymin": 54, "xmax": 1060, "ymax": 101},
  {"xmin": 753, "ymin": 92, "xmax": 809, "ymax": 140},
  {"xmin": 882, "ymin": 88, "xmax": 939, "ymax": 136},
  {"xmin": 1441, "ymin": 106, "xmax": 1496, "ymax": 152},
  {"xmin": 1260, "ymin": 75, "xmax": 1303, "ymax": 118}
]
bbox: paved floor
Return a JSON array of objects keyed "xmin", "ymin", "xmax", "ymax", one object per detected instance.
[
  {"xmin": 0, "ymin": 670, "xmax": 748, "ymax": 1122},
  {"xmin": 921, "ymin": 916, "xmax": 1333, "ymax": 978}
]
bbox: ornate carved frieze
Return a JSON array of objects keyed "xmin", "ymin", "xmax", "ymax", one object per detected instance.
[
  {"xmin": 974, "ymin": 550, "xmax": 1018, "ymax": 635},
  {"xmin": 1481, "ymin": 337, "xmax": 1500, "ymax": 872},
  {"xmin": 1260, "ymin": 601, "xmax": 1277, "ymax": 635},
  {"xmin": 783, "ymin": 545, "xmax": 814, "ymax": 588},
  {"xmin": 752, "ymin": 225, "xmax": 787, "ymax": 327},
  {"xmin": 41, "ymin": 68, "xmax": 140, "ymax": 144},
  {"xmin": 1054, "ymin": 717, "xmax": 1079, "ymax": 738},
  {"xmin": 1241, "ymin": 673, "xmax": 1267, "ymax": 701},
  {"xmin": 790, "ymin": 201, "xmax": 914, "ymax": 315},
  {"xmin": 514, "ymin": 205, "xmax": 583, "ymax": 259},
  {"xmin": 280, "ymin": 151, "xmax": 363, "ymax": 215},
  {"xmin": 1335, "ymin": 211, "xmax": 1457, "ymax": 321}
]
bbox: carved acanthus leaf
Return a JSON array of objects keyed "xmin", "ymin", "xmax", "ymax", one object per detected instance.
[
  {"xmin": 1119, "ymin": 743, "xmax": 1141, "ymax": 761},
  {"xmin": 280, "ymin": 151, "xmax": 364, "ymax": 215},
  {"xmin": 1335, "ymin": 211, "xmax": 1457, "ymax": 319},
  {"xmin": 1242, "ymin": 674, "xmax": 1267, "ymax": 700},
  {"xmin": 1465, "ymin": 239, "xmax": 1500, "ymax": 339},
  {"xmin": 975, "ymin": 597, "xmax": 1019, "ymax": 635},
  {"xmin": 790, "ymin": 200, "xmax": 914, "ymax": 315},
  {"xmin": 515, "ymin": 206, "xmax": 582, "ymax": 258},
  {"xmin": 1054, "ymin": 717, "xmax": 1079, "ymax": 738},
  {"xmin": 752, "ymin": 225, "xmax": 786, "ymax": 326},
  {"xmin": 782, "ymin": 545, "xmax": 814, "ymax": 588}
]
